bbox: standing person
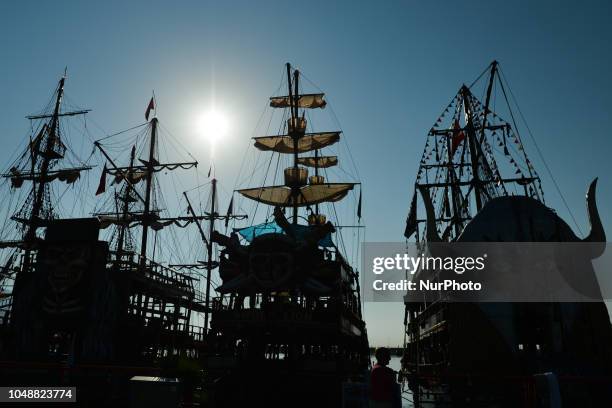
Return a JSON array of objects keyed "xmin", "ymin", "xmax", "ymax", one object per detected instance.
[{"xmin": 369, "ymin": 347, "xmax": 400, "ymax": 408}]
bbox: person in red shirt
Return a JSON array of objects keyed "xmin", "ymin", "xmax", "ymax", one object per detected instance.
[{"xmin": 369, "ymin": 347, "xmax": 399, "ymax": 408}]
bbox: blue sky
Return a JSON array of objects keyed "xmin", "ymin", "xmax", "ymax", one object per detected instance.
[{"xmin": 1, "ymin": 0, "xmax": 611, "ymax": 346}]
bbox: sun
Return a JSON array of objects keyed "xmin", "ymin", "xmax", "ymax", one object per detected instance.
[{"xmin": 198, "ymin": 109, "xmax": 229, "ymax": 144}]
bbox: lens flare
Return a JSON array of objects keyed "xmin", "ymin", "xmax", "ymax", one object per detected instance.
[{"xmin": 198, "ymin": 110, "xmax": 229, "ymax": 145}]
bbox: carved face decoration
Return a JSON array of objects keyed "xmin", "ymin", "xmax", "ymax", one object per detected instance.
[
  {"xmin": 248, "ymin": 234, "xmax": 295, "ymax": 289},
  {"xmin": 41, "ymin": 244, "xmax": 90, "ymax": 315}
]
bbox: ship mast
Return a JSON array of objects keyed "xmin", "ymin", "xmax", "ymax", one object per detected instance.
[
  {"xmin": 184, "ymin": 180, "xmax": 246, "ymax": 332},
  {"xmin": 116, "ymin": 145, "xmax": 136, "ymax": 256},
  {"xmin": 236, "ymin": 62, "xmax": 355, "ymax": 229},
  {"xmin": 287, "ymin": 63, "xmax": 300, "ymax": 224},
  {"xmin": 460, "ymin": 85, "xmax": 485, "ymax": 211},
  {"xmin": 18, "ymin": 74, "xmax": 90, "ymax": 257},
  {"xmin": 205, "ymin": 178, "xmax": 216, "ymax": 330},
  {"xmin": 0, "ymin": 73, "xmax": 92, "ymax": 299},
  {"xmin": 93, "ymin": 109, "xmax": 201, "ymax": 269},
  {"xmin": 408, "ymin": 61, "xmax": 544, "ymax": 242},
  {"xmin": 25, "ymin": 76, "xmax": 65, "ymax": 242},
  {"xmin": 139, "ymin": 117, "xmax": 158, "ymax": 269}
]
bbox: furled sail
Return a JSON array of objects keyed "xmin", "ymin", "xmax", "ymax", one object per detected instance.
[
  {"xmin": 237, "ymin": 183, "xmax": 354, "ymax": 207},
  {"xmin": 270, "ymin": 93, "xmax": 326, "ymax": 109},
  {"xmin": 98, "ymin": 214, "xmax": 137, "ymax": 228},
  {"xmin": 253, "ymin": 132, "xmax": 340, "ymax": 154},
  {"xmin": 297, "ymin": 156, "xmax": 338, "ymax": 168},
  {"xmin": 98, "ymin": 213, "xmax": 204, "ymax": 230},
  {"xmin": 6, "ymin": 167, "xmax": 88, "ymax": 188},
  {"xmin": 108, "ymin": 169, "xmax": 148, "ymax": 185},
  {"xmin": 107, "ymin": 162, "xmax": 197, "ymax": 183}
]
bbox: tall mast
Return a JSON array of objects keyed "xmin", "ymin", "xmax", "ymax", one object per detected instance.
[
  {"xmin": 293, "ymin": 70, "xmax": 300, "ymax": 224},
  {"xmin": 286, "ymin": 63, "xmax": 300, "ymax": 225},
  {"xmin": 412, "ymin": 61, "xmax": 544, "ymax": 243},
  {"xmin": 116, "ymin": 145, "xmax": 136, "ymax": 257},
  {"xmin": 25, "ymin": 75, "xmax": 66, "ymax": 243},
  {"xmin": 140, "ymin": 117, "xmax": 157, "ymax": 269},
  {"xmin": 205, "ymin": 178, "xmax": 216, "ymax": 330},
  {"xmin": 481, "ymin": 61, "xmax": 498, "ymax": 143},
  {"xmin": 237, "ymin": 64, "xmax": 353, "ymax": 229},
  {"xmin": 446, "ymin": 137, "xmax": 462, "ymax": 238},
  {"xmin": 7, "ymin": 73, "xmax": 91, "ymax": 297},
  {"xmin": 314, "ymin": 146, "xmax": 320, "ymax": 216},
  {"xmin": 184, "ymin": 181, "xmax": 247, "ymax": 331},
  {"xmin": 460, "ymin": 85, "xmax": 484, "ymax": 212}
]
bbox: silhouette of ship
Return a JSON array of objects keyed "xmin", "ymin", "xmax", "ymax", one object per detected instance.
[
  {"xmin": 0, "ymin": 66, "xmax": 370, "ymax": 407},
  {"xmin": 401, "ymin": 61, "xmax": 612, "ymax": 407},
  {"xmin": 0, "ymin": 74, "xmax": 219, "ymax": 406},
  {"xmin": 206, "ymin": 63, "xmax": 369, "ymax": 407}
]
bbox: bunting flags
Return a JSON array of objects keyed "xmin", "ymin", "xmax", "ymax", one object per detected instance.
[
  {"xmin": 95, "ymin": 164, "xmax": 108, "ymax": 195},
  {"xmin": 145, "ymin": 97, "xmax": 155, "ymax": 121},
  {"xmin": 404, "ymin": 191, "xmax": 417, "ymax": 239}
]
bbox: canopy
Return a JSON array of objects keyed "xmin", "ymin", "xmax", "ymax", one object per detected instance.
[
  {"xmin": 235, "ymin": 221, "xmax": 334, "ymax": 247},
  {"xmin": 297, "ymin": 156, "xmax": 338, "ymax": 168},
  {"xmin": 237, "ymin": 183, "xmax": 355, "ymax": 207},
  {"xmin": 253, "ymin": 132, "xmax": 340, "ymax": 154},
  {"xmin": 269, "ymin": 93, "xmax": 326, "ymax": 109}
]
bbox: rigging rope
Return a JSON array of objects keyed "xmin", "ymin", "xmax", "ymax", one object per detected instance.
[
  {"xmin": 498, "ymin": 68, "xmax": 582, "ymax": 235},
  {"xmin": 94, "ymin": 122, "xmax": 148, "ymax": 142}
]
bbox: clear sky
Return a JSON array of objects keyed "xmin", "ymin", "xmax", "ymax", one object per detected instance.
[{"xmin": 1, "ymin": 0, "xmax": 611, "ymax": 346}]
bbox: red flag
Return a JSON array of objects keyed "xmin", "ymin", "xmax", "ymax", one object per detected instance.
[
  {"xmin": 145, "ymin": 97, "xmax": 155, "ymax": 120},
  {"xmin": 450, "ymin": 119, "xmax": 466, "ymax": 155},
  {"xmin": 95, "ymin": 164, "xmax": 107, "ymax": 195}
]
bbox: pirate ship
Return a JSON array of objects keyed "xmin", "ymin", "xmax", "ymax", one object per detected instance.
[
  {"xmin": 401, "ymin": 61, "xmax": 612, "ymax": 406},
  {"xmin": 0, "ymin": 74, "xmax": 222, "ymax": 406},
  {"xmin": 205, "ymin": 63, "xmax": 369, "ymax": 407}
]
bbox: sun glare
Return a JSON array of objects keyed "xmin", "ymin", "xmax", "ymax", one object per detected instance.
[{"xmin": 198, "ymin": 109, "xmax": 229, "ymax": 145}]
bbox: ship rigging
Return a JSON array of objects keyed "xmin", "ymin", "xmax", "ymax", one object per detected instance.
[
  {"xmin": 205, "ymin": 63, "xmax": 369, "ymax": 407},
  {"xmin": 405, "ymin": 61, "xmax": 544, "ymax": 244},
  {"xmin": 401, "ymin": 61, "xmax": 611, "ymax": 408}
]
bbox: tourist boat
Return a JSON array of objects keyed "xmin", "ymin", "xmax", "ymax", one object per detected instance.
[
  {"xmin": 0, "ymin": 73, "xmax": 216, "ymax": 406},
  {"xmin": 206, "ymin": 63, "xmax": 370, "ymax": 407},
  {"xmin": 401, "ymin": 61, "xmax": 612, "ymax": 407}
]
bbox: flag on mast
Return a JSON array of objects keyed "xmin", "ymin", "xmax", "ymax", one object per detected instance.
[
  {"xmin": 95, "ymin": 164, "xmax": 108, "ymax": 195},
  {"xmin": 145, "ymin": 97, "xmax": 155, "ymax": 120},
  {"xmin": 450, "ymin": 119, "xmax": 466, "ymax": 155}
]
